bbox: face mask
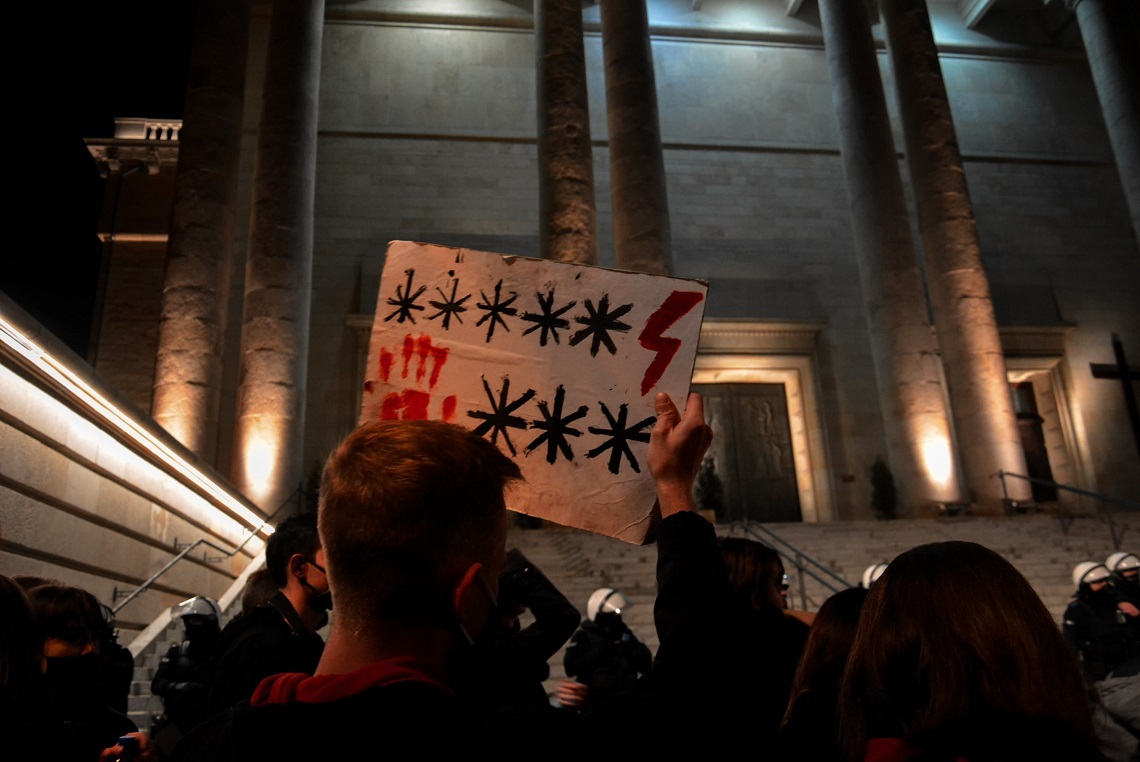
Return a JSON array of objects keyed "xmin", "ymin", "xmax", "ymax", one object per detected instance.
[
  {"xmin": 300, "ymin": 556, "xmax": 333, "ymax": 613},
  {"xmin": 307, "ymin": 589, "xmax": 333, "ymax": 614},
  {"xmin": 43, "ymin": 653, "xmax": 103, "ymax": 706}
]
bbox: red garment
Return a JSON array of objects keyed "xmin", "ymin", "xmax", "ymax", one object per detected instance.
[
  {"xmin": 250, "ymin": 657, "xmax": 456, "ymax": 705},
  {"xmin": 865, "ymin": 738, "xmax": 968, "ymax": 762}
]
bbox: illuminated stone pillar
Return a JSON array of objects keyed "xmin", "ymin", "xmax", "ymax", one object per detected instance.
[
  {"xmin": 232, "ymin": 0, "xmax": 325, "ymax": 511},
  {"xmin": 818, "ymin": 0, "xmax": 960, "ymax": 513},
  {"xmin": 879, "ymin": 0, "xmax": 1030, "ymax": 512},
  {"xmin": 536, "ymin": 0, "xmax": 597, "ymax": 265},
  {"xmin": 1066, "ymin": 0, "xmax": 1140, "ymax": 249},
  {"xmin": 600, "ymin": 0, "xmax": 673, "ymax": 274},
  {"xmin": 152, "ymin": 0, "xmax": 252, "ymax": 462}
]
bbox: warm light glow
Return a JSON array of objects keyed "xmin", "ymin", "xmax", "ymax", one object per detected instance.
[
  {"xmin": 919, "ymin": 432, "xmax": 955, "ymax": 493},
  {"xmin": 0, "ymin": 315, "xmax": 270, "ymax": 539},
  {"xmin": 242, "ymin": 430, "xmax": 280, "ymax": 506}
]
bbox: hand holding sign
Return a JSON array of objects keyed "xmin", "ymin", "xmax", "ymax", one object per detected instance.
[
  {"xmin": 362, "ymin": 241, "xmax": 708, "ymax": 544},
  {"xmin": 649, "ymin": 392, "xmax": 714, "ymax": 519}
]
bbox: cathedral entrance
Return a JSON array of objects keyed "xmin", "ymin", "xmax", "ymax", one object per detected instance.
[
  {"xmin": 1004, "ymin": 344, "xmax": 1089, "ymax": 514},
  {"xmin": 1011, "ymin": 381, "xmax": 1059, "ymax": 503},
  {"xmin": 693, "ymin": 382, "xmax": 802, "ymax": 522},
  {"xmin": 691, "ymin": 320, "xmax": 834, "ymax": 523}
]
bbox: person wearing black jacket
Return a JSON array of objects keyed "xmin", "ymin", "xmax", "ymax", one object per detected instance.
[
  {"xmin": 205, "ymin": 513, "xmax": 329, "ymax": 716},
  {"xmin": 562, "ymin": 588, "xmax": 652, "ymax": 714},
  {"xmin": 456, "ymin": 547, "xmax": 581, "ymax": 710}
]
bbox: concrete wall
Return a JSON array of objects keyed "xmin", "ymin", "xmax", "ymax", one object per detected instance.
[{"xmin": 0, "ymin": 295, "xmax": 267, "ymax": 638}]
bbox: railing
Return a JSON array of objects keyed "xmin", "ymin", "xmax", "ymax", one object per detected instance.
[
  {"xmin": 994, "ymin": 470, "xmax": 1139, "ymax": 550},
  {"xmin": 726, "ymin": 519, "xmax": 853, "ymax": 610},
  {"xmin": 111, "ymin": 484, "xmax": 306, "ymax": 615}
]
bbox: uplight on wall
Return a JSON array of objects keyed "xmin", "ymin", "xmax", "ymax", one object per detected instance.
[{"xmin": 918, "ymin": 425, "xmax": 958, "ymax": 501}]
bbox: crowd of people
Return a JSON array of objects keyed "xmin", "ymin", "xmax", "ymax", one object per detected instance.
[{"xmin": 4, "ymin": 391, "xmax": 1138, "ymax": 761}]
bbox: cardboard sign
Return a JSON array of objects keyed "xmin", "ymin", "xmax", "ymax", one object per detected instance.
[{"xmin": 360, "ymin": 241, "xmax": 708, "ymax": 544}]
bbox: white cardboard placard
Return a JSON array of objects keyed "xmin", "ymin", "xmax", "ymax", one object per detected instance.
[{"xmin": 360, "ymin": 241, "xmax": 708, "ymax": 544}]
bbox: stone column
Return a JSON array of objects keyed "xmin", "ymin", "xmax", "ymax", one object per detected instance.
[
  {"xmin": 232, "ymin": 0, "xmax": 325, "ymax": 512},
  {"xmin": 879, "ymin": 0, "xmax": 1030, "ymax": 512},
  {"xmin": 536, "ymin": 0, "xmax": 597, "ymax": 265},
  {"xmin": 1066, "ymin": 0, "xmax": 1140, "ymax": 250},
  {"xmin": 818, "ymin": 0, "xmax": 961, "ymax": 513},
  {"xmin": 152, "ymin": 0, "xmax": 252, "ymax": 462},
  {"xmin": 600, "ymin": 0, "xmax": 673, "ymax": 274}
]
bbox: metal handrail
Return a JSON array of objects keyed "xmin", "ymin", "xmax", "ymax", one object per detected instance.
[
  {"xmin": 994, "ymin": 470, "xmax": 1139, "ymax": 550},
  {"xmin": 111, "ymin": 484, "xmax": 304, "ymax": 615},
  {"xmin": 727, "ymin": 519, "xmax": 853, "ymax": 610}
]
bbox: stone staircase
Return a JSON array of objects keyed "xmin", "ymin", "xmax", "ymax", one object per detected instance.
[{"xmin": 126, "ymin": 510, "xmax": 1140, "ymax": 727}]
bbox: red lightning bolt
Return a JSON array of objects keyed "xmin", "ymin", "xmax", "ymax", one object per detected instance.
[{"xmin": 637, "ymin": 290, "xmax": 705, "ymax": 396}]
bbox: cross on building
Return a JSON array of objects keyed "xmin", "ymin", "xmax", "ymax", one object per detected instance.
[{"xmin": 1090, "ymin": 333, "xmax": 1140, "ymax": 464}]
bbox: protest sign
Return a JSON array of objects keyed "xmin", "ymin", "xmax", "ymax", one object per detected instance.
[{"xmin": 360, "ymin": 241, "xmax": 708, "ymax": 544}]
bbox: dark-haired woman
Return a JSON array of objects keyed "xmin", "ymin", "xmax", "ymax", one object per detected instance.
[
  {"xmin": 776, "ymin": 585, "xmax": 868, "ymax": 760},
  {"xmin": 718, "ymin": 536, "xmax": 810, "ymax": 743},
  {"xmin": 838, "ymin": 541, "xmax": 1109, "ymax": 762},
  {"xmin": 27, "ymin": 583, "xmax": 152, "ymax": 761}
]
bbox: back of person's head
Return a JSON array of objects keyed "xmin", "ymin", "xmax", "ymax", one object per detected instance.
[
  {"xmin": 1, "ymin": 574, "xmax": 41, "ymax": 689},
  {"xmin": 783, "ymin": 585, "xmax": 868, "ymax": 726},
  {"xmin": 839, "ymin": 541, "xmax": 1097, "ymax": 760},
  {"xmin": 265, "ymin": 512, "xmax": 322, "ymax": 589},
  {"xmin": 719, "ymin": 536, "xmax": 785, "ymax": 613},
  {"xmin": 27, "ymin": 583, "xmax": 107, "ymax": 656},
  {"xmin": 318, "ymin": 418, "xmax": 522, "ymax": 628},
  {"xmin": 12, "ymin": 574, "xmax": 63, "ymax": 591},
  {"xmin": 240, "ymin": 567, "xmax": 279, "ymax": 615}
]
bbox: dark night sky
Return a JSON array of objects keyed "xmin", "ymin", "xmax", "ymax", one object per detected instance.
[{"xmin": 9, "ymin": 2, "xmax": 195, "ymax": 356}]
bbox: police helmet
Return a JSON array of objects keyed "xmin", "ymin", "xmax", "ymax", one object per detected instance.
[
  {"xmin": 1072, "ymin": 561, "xmax": 1111, "ymax": 590},
  {"xmin": 861, "ymin": 563, "xmax": 888, "ymax": 589},
  {"xmin": 1105, "ymin": 552, "xmax": 1140, "ymax": 575},
  {"xmin": 587, "ymin": 588, "xmax": 630, "ymax": 621},
  {"xmin": 172, "ymin": 595, "xmax": 221, "ymax": 622}
]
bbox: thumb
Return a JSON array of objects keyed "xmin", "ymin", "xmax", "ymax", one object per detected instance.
[{"xmin": 654, "ymin": 392, "xmax": 679, "ymax": 425}]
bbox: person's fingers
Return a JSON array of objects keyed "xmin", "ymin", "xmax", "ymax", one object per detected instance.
[
  {"xmin": 683, "ymin": 392, "xmax": 704, "ymax": 424},
  {"xmin": 654, "ymin": 391, "xmax": 679, "ymax": 427}
]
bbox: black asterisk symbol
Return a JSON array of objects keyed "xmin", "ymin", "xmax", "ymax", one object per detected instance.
[
  {"xmin": 569, "ymin": 294, "xmax": 633, "ymax": 356},
  {"xmin": 526, "ymin": 385, "xmax": 589, "ymax": 464},
  {"xmin": 467, "ymin": 377, "xmax": 536, "ymax": 456},
  {"xmin": 521, "ymin": 290, "xmax": 576, "ymax": 347},
  {"xmin": 475, "ymin": 279, "xmax": 519, "ymax": 342},
  {"xmin": 384, "ymin": 269, "xmax": 427, "ymax": 324},
  {"xmin": 586, "ymin": 401, "xmax": 655, "ymax": 475},
  {"xmin": 427, "ymin": 278, "xmax": 471, "ymax": 329}
]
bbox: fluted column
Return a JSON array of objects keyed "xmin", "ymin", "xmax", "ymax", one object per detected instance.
[
  {"xmin": 536, "ymin": 0, "xmax": 597, "ymax": 265},
  {"xmin": 152, "ymin": 0, "xmax": 252, "ymax": 462},
  {"xmin": 232, "ymin": 0, "xmax": 325, "ymax": 511},
  {"xmin": 1066, "ymin": 0, "xmax": 1140, "ymax": 250},
  {"xmin": 819, "ymin": 0, "xmax": 961, "ymax": 514},
  {"xmin": 879, "ymin": 0, "xmax": 1030, "ymax": 512},
  {"xmin": 600, "ymin": 0, "xmax": 673, "ymax": 274}
]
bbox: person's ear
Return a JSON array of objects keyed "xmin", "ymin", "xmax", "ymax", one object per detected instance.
[
  {"xmin": 453, "ymin": 563, "xmax": 496, "ymax": 645},
  {"xmin": 288, "ymin": 553, "xmax": 308, "ymax": 581}
]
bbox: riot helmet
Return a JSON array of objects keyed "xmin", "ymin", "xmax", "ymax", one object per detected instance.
[
  {"xmin": 587, "ymin": 588, "xmax": 631, "ymax": 621},
  {"xmin": 1105, "ymin": 552, "xmax": 1139, "ymax": 590},
  {"xmin": 861, "ymin": 563, "xmax": 888, "ymax": 589},
  {"xmin": 1072, "ymin": 561, "xmax": 1111, "ymax": 590},
  {"xmin": 172, "ymin": 595, "xmax": 221, "ymax": 623}
]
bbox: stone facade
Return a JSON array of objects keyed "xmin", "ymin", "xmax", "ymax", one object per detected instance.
[{"xmin": 83, "ymin": 0, "xmax": 1139, "ymax": 522}]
